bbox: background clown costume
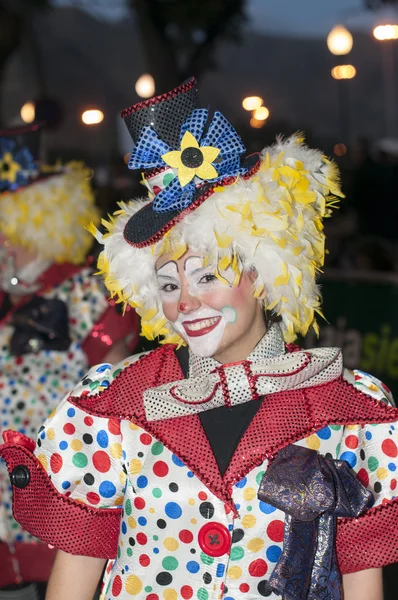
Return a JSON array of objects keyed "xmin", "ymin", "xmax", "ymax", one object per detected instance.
[
  {"xmin": 0, "ymin": 124, "xmax": 139, "ymax": 597},
  {"xmin": 1, "ymin": 80, "xmax": 398, "ymax": 600}
]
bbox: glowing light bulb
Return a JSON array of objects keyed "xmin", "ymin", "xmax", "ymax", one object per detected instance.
[
  {"xmin": 253, "ymin": 106, "xmax": 269, "ymax": 121},
  {"xmin": 331, "ymin": 65, "xmax": 357, "ymax": 80},
  {"xmin": 242, "ymin": 96, "xmax": 263, "ymax": 111},
  {"xmin": 373, "ymin": 25, "xmax": 398, "ymax": 41},
  {"xmin": 327, "ymin": 25, "xmax": 353, "ymax": 56},
  {"xmin": 81, "ymin": 109, "xmax": 104, "ymax": 125},
  {"xmin": 250, "ymin": 117, "xmax": 265, "ymax": 129},
  {"xmin": 20, "ymin": 102, "xmax": 35, "ymax": 123},
  {"xmin": 135, "ymin": 74, "xmax": 155, "ymax": 98}
]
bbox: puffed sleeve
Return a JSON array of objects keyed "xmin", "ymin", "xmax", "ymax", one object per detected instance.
[
  {"xmin": 0, "ymin": 361, "xmax": 128, "ymax": 559},
  {"xmin": 336, "ymin": 369, "xmax": 398, "ymax": 573}
]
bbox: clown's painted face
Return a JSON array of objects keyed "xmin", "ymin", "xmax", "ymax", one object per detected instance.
[
  {"xmin": 155, "ymin": 251, "xmax": 266, "ymax": 362},
  {"xmin": 0, "ymin": 232, "xmax": 35, "ymax": 270}
]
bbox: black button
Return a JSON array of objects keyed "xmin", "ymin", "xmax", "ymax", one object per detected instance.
[{"xmin": 11, "ymin": 465, "xmax": 30, "ymax": 488}]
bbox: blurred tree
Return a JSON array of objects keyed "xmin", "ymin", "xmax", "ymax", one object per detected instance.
[
  {"xmin": 131, "ymin": 0, "xmax": 246, "ymax": 91},
  {"xmin": 47, "ymin": 0, "xmax": 246, "ymax": 93},
  {"xmin": 0, "ymin": 0, "xmax": 48, "ymax": 125},
  {"xmin": 51, "ymin": 0, "xmax": 129, "ymax": 22}
]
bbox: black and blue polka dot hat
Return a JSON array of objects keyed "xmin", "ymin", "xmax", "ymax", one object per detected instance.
[
  {"xmin": 0, "ymin": 123, "xmax": 43, "ymax": 193},
  {"xmin": 121, "ymin": 77, "xmax": 261, "ymax": 248}
]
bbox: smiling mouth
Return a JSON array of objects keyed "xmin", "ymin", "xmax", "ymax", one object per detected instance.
[{"xmin": 182, "ymin": 316, "xmax": 222, "ymax": 337}]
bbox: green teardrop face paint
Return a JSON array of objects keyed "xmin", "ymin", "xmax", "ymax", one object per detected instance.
[{"xmin": 222, "ymin": 305, "xmax": 237, "ymax": 324}]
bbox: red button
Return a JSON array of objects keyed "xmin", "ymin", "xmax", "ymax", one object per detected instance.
[{"xmin": 198, "ymin": 522, "xmax": 231, "ymax": 557}]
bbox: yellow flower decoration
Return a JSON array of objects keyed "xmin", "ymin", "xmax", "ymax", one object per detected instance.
[
  {"xmin": 0, "ymin": 152, "xmax": 22, "ymax": 184},
  {"xmin": 162, "ymin": 130, "xmax": 220, "ymax": 188}
]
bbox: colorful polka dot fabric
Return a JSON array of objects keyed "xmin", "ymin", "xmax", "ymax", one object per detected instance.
[
  {"xmin": 0, "ymin": 268, "xmax": 112, "ymax": 546},
  {"xmin": 31, "ymin": 355, "xmax": 398, "ymax": 600}
]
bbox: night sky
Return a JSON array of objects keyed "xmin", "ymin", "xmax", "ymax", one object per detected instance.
[
  {"xmin": 53, "ymin": 0, "xmax": 371, "ymax": 37},
  {"xmin": 247, "ymin": 0, "xmax": 365, "ymax": 37}
]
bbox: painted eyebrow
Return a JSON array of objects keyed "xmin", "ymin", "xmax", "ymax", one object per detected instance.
[
  {"xmin": 183, "ymin": 256, "xmax": 216, "ymax": 274},
  {"xmin": 188, "ymin": 267, "xmax": 214, "ymax": 276},
  {"xmin": 155, "ymin": 260, "xmax": 177, "ymax": 273},
  {"xmin": 156, "ymin": 274, "xmax": 178, "ymax": 280},
  {"xmin": 183, "ymin": 255, "xmax": 202, "ymax": 270}
]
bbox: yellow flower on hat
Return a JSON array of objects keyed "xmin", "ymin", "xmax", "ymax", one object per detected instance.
[
  {"xmin": 0, "ymin": 152, "xmax": 22, "ymax": 184},
  {"xmin": 162, "ymin": 130, "xmax": 220, "ymax": 188}
]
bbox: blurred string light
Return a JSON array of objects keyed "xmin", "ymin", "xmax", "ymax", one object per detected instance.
[
  {"xmin": 135, "ymin": 74, "xmax": 155, "ymax": 98},
  {"xmin": 243, "ymin": 97, "xmax": 270, "ymax": 129},
  {"xmin": 331, "ymin": 65, "xmax": 357, "ymax": 80},
  {"xmin": 250, "ymin": 117, "xmax": 266, "ymax": 129},
  {"xmin": 373, "ymin": 24, "xmax": 398, "ymax": 40},
  {"xmin": 326, "ymin": 25, "xmax": 353, "ymax": 56},
  {"xmin": 20, "ymin": 102, "xmax": 35, "ymax": 124},
  {"xmin": 20, "ymin": 98, "xmax": 63, "ymax": 128},
  {"xmin": 371, "ymin": 12, "xmax": 398, "ymax": 136},
  {"xmin": 253, "ymin": 106, "xmax": 270, "ymax": 120},
  {"xmin": 334, "ymin": 143, "xmax": 347, "ymax": 156},
  {"xmin": 242, "ymin": 96, "xmax": 263, "ymax": 111},
  {"xmin": 81, "ymin": 109, "xmax": 104, "ymax": 125}
]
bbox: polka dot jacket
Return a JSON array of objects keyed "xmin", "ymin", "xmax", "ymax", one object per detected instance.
[
  {"xmin": 0, "ymin": 267, "xmax": 128, "ymax": 549},
  {"xmin": 25, "ymin": 347, "xmax": 398, "ymax": 600}
]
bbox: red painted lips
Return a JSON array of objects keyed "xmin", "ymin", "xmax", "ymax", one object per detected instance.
[{"xmin": 182, "ymin": 316, "xmax": 222, "ymax": 337}]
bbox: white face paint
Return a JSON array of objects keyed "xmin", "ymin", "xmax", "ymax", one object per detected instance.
[
  {"xmin": 174, "ymin": 306, "xmax": 226, "ymax": 357},
  {"xmin": 0, "ymin": 240, "xmax": 47, "ymax": 295},
  {"xmin": 156, "ymin": 257, "xmax": 229, "ymax": 302},
  {"xmin": 156, "ymin": 251, "xmax": 267, "ymax": 363},
  {"xmin": 156, "ymin": 257, "xmax": 236, "ymax": 357},
  {"xmin": 156, "ymin": 261, "xmax": 181, "ymax": 303}
]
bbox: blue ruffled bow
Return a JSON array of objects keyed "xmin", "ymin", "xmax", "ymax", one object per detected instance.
[{"xmin": 128, "ymin": 109, "xmax": 248, "ymax": 213}]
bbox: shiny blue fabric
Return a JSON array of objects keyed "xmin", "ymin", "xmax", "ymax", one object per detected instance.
[
  {"xmin": 0, "ymin": 138, "xmax": 37, "ymax": 192},
  {"xmin": 257, "ymin": 444, "xmax": 373, "ymax": 600},
  {"xmin": 127, "ymin": 109, "xmax": 248, "ymax": 213}
]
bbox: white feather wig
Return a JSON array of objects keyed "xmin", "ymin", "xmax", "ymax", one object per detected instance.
[
  {"xmin": 91, "ymin": 134, "xmax": 343, "ymax": 343},
  {"xmin": 0, "ymin": 162, "xmax": 100, "ymax": 264}
]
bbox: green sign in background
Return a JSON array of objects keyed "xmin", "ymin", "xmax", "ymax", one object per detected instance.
[{"xmin": 301, "ymin": 270, "xmax": 398, "ymax": 398}]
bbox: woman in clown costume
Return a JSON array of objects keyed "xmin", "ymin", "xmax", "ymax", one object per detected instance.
[
  {"xmin": 0, "ymin": 124, "xmax": 139, "ymax": 599},
  {"xmin": 1, "ymin": 80, "xmax": 398, "ymax": 600}
]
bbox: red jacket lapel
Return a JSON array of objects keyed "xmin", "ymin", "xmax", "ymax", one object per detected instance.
[
  {"xmin": 71, "ymin": 346, "xmax": 228, "ymax": 503},
  {"xmin": 224, "ymin": 377, "xmax": 398, "ymax": 489},
  {"xmin": 71, "ymin": 345, "xmax": 398, "ymax": 506}
]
